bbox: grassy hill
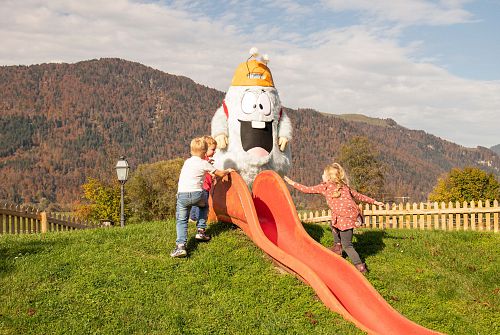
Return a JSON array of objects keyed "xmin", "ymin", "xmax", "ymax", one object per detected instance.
[{"xmin": 1, "ymin": 222, "xmax": 498, "ymax": 334}]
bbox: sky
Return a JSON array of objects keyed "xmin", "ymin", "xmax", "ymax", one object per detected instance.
[{"xmin": 1, "ymin": 0, "xmax": 499, "ymax": 148}]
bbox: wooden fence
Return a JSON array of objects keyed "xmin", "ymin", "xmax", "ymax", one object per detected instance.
[
  {"xmin": 299, "ymin": 200, "xmax": 500, "ymax": 232},
  {"xmin": 0, "ymin": 203, "xmax": 96, "ymax": 235}
]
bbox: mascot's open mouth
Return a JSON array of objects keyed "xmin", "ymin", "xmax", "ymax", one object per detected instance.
[{"xmin": 239, "ymin": 120, "xmax": 273, "ymax": 157}]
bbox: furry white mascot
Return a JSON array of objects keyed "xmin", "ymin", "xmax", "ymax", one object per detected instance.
[{"xmin": 211, "ymin": 48, "xmax": 292, "ymax": 187}]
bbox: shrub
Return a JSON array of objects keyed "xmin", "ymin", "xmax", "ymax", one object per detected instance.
[
  {"xmin": 429, "ymin": 167, "xmax": 500, "ymax": 202},
  {"xmin": 74, "ymin": 177, "xmax": 122, "ymax": 224},
  {"xmin": 126, "ymin": 158, "xmax": 183, "ymax": 221}
]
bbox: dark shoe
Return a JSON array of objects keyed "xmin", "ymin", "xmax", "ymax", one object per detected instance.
[
  {"xmin": 195, "ymin": 228, "xmax": 211, "ymax": 241},
  {"xmin": 170, "ymin": 244, "xmax": 187, "ymax": 258},
  {"xmin": 355, "ymin": 263, "xmax": 368, "ymax": 274},
  {"xmin": 331, "ymin": 243, "xmax": 342, "ymax": 256}
]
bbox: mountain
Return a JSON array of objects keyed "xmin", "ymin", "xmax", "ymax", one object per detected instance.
[
  {"xmin": 1, "ymin": 58, "xmax": 499, "ymax": 209},
  {"xmin": 491, "ymin": 144, "xmax": 500, "ymax": 156}
]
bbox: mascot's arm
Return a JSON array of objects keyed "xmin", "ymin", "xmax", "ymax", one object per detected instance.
[
  {"xmin": 211, "ymin": 106, "xmax": 229, "ymax": 149},
  {"xmin": 277, "ymin": 110, "xmax": 292, "ymax": 151}
]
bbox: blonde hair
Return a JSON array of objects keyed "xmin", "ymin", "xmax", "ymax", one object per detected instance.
[
  {"xmin": 190, "ymin": 137, "xmax": 208, "ymax": 156},
  {"xmin": 203, "ymin": 135, "xmax": 217, "ymax": 148},
  {"xmin": 324, "ymin": 163, "xmax": 349, "ymax": 197}
]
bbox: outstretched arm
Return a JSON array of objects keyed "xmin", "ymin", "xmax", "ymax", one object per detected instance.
[
  {"xmin": 284, "ymin": 176, "xmax": 324, "ymax": 194},
  {"xmin": 212, "ymin": 168, "xmax": 235, "ymax": 178},
  {"xmin": 350, "ymin": 188, "xmax": 384, "ymax": 207}
]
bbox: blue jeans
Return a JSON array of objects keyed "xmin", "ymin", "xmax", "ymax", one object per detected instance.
[
  {"xmin": 190, "ymin": 189, "xmax": 209, "ymax": 221},
  {"xmin": 175, "ymin": 191, "xmax": 208, "ymax": 245}
]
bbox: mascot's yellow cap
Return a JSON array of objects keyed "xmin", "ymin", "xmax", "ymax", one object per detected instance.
[{"xmin": 231, "ymin": 59, "xmax": 274, "ymax": 87}]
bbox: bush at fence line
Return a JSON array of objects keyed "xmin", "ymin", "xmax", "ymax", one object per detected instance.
[
  {"xmin": 73, "ymin": 177, "xmax": 123, "ymax": 224},
  {"xmin": 429, "ymin": 167, "xmax": 500, "ymax": 203},
  {"xmin": 126, "ymin": 158, "xmax": 183, "ymax": 222}
]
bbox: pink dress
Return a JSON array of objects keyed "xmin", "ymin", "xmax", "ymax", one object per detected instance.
[{"xmin": 291, "ymin": 182, "xmax": 376, "ymax": 230}]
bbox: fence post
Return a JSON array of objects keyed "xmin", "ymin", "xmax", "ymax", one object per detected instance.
[
  {"xmin": 412, "ymin": 203, "xmax": 418, "ymax": 229},
  {"xmin": 485, "ymin": 200, "xmax": 491, "ymax": 231},
  {"xmin": 419, "ymin": 203, "xmax": 425, "ymax": 230},
  {"xmin": 433, "ymin": 202, "xmax": 439, "ymax": 230},
  {"xmin": 391, "ymin": 203, "xmax": 397, "ymax": 229},
  {"xmin": 470, "ymin": 201, "xmax": 476, "ymax": 231},
  {"xmin": 463, "ymin": 201, "xmax": 469, "ymax": 231},
  {"xmin": 425, "ymin": 202, "xmax": 431, "ymax": 230},
  {"xmin": 41, "ymin": 212, "xmax": 48, "ymax": 234},
  {"xmin": 478, "ymin": 200, "xmax": 484, "ymax": 231},
  {"xmin": 364, "ymin": 204, "xmax": 370, "ymax": 228},
  {"xmin": 398, "ymin": 203, "xmax": 404, "ymax": 229},
  {"xmin": 493, "ymin": 200, "xmax": 499, "ymax": 232},
  {"xmin": 447, "ymin": 202, "xmax": 454, "ymax": 231},
  {"xmin": 440, "ymin": 202, "xmax": 447, "ymax": 231},
  {"xmin": 455, "ymin": 201, "xmax": 461, "ymax": 231},
  {"xmin": 405, "ymin": 203, "xmax": 411, "ymax": 229}
]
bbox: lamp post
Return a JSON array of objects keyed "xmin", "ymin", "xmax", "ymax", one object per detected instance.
[{"xmin": 115, "ymin": 156, "xmax": 130, "ymax": 227}]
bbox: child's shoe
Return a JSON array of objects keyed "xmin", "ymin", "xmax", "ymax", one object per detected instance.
[
  {"xmin": 170, "ymin": 244, "xmax": 187, "ymax": 258},
  {"xmin": 195, "ymin": 228, "xmax": 211, "ymax": 241},
  {"xmin": 355, "ymin": 262, "xmax": 368, "ymax": 274},
  {"xmin": 330, "ymin": 243, "xmax": 342, "ymax": 256}
]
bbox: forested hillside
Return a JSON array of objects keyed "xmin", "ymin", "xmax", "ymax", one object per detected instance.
[
  {"xmin": 1, "ymin": 58, "xmax": 499, "ymax": 209},
  {"xmin": 491, "ymin": 144, "xmax": 500, "ymax": 156}
]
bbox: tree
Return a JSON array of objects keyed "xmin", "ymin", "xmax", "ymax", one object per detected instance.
[
  {"xmin": 337, "ymin": 136, "xmax": 385, "ymax": 198},
  {"xmin": 74, "ymin": 178, "xmax": 122, "ymax": 224},
  {"xmin": 126, "ymin": 158, "xmax": 184, "ymax": 221},
  {"xmin": 428, "ymin": 167, "xmax": 500, "ymax": 202}
]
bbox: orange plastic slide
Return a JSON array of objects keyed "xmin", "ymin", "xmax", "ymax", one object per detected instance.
[{"xmin": 210, "ymin": 170, "xmax": 443, "ymax": 335}]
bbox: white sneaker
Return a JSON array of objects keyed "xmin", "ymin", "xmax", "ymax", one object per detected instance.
[
  {"xmin": 170, "ymin": 244, "xmax": 187, "ymax": 258},
  {"xmin": 195, "ymin": 229, "xmax": 211, "ymax": 241}
]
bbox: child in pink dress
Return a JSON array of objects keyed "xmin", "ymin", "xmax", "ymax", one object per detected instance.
[{"xmin": 284, "ymin": 163, "xmax": 384, "ymax": 274}]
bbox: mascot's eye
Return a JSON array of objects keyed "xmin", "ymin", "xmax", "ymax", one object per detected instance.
[
  {"xmin": 241, "ymin": 91, "xmax": 257, "ymax": 114},
  {"xmin": 257, "ymin": 93, "xmax": 272, "ymax": 116}
]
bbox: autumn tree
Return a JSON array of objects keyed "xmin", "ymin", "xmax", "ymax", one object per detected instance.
[
  {"xmin": 428, "ymin": 167, "xmax": 500, "ymax": 202},
  {"xmin": 74, "ymin": 177, "xmax": 123, "ymax": 224},
  {"xmin": 337, "ymin": 136, "xmax": 385, "ymax": 198},
  {"xmin": 126, "ymin": 158, "xmax": 184, "ymax": 221}
]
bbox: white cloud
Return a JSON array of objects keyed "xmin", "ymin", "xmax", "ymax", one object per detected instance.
[
  {"xmin": 270, "ymin": 26, "xmax": 499, "ymax": 147},
  {"xmin": 0, "ymin": 0, "xmax": 498, "ymax": 147},
  {"xmin": 321, "ymin": 0, "xmax": 474, "ymax": 26}
]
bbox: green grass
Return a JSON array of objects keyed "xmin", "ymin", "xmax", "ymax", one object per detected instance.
[{"xmin": 1, "ymin": 222, "xmax": 499, "ymax": 335}]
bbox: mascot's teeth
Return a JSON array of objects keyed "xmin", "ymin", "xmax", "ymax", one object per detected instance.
[{"xmin": 251, "ymin": 121, "xmax": 266, "ymax": 129}]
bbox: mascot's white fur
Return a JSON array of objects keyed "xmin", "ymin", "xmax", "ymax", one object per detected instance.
[{"xmin": 211, "ymin": 48, "xmax": 292, "ymax": 186}]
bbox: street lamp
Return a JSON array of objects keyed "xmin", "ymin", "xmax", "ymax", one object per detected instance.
[{"xmin": 115, "ymin": 156, "xmax": 130, "ymax": 227}]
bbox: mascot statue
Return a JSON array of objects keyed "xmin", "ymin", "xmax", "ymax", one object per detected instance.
[{"xmin": 211, "ymin": 48, "xmax": 292, "ymax": 187}]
